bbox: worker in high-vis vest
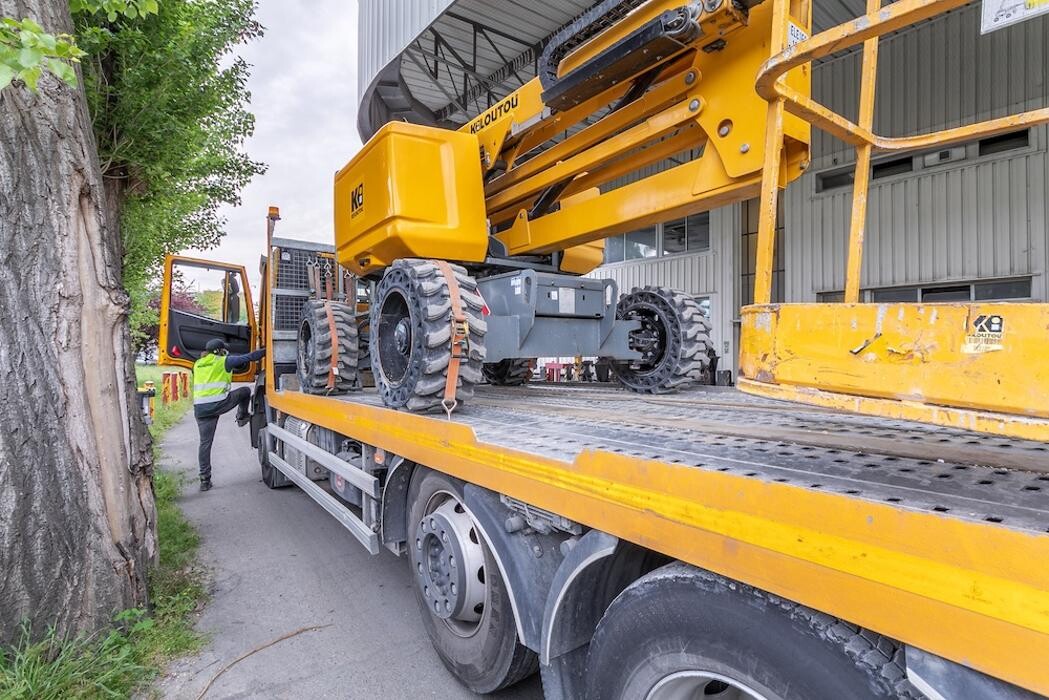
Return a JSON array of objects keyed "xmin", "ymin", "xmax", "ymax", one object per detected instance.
[{"xmin": 193, "ymin": 338, "xmax": 266, "ymax": 491}]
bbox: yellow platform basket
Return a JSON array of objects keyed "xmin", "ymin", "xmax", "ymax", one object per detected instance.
[{"xmin": 333, "ymin": 122, "xmax": 489, "ymax": 276}]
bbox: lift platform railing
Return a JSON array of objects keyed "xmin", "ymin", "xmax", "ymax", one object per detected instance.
[{"xmin": 739, "ymin": 0, "xmax": 1049, "ymax": 441}]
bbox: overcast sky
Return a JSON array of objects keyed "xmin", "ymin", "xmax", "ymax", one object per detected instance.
[{"xmin": 184, "ymin": 0, "xmax": 362, "ymax": 293}]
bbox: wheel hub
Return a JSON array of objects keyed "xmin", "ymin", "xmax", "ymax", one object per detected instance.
[
  {"xmin": 646, "ymin": 671, "xmax": 767, "ymax": 700},
  {"xmin": 414, "ymin": 498, "xmax": 487, "ymax": 632},
  {"xmin": 394, "ymin": 317, "xmax": 412, "ymax": 356}
]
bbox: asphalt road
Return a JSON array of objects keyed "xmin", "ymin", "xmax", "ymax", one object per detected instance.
[{"xmin": 154, "ymin": 411, "xmax": 544, "ymax": 700}]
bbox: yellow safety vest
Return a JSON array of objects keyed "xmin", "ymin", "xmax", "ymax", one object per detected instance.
[{"xmin": 193, "ymin": 353, "xmax": 232, "ymax": 405}]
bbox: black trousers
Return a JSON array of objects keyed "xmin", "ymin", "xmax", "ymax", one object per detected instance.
[{"xmin": 194, "ymin": 386, "xmax": 251, "ymax": 481}]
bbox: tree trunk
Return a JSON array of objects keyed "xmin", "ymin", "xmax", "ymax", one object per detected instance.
[{"xmin": 0, "ymin": 0, "xmax": 156, "ymax": 645}]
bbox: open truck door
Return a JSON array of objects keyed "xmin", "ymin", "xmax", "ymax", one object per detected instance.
[{"xmin": 158, "ymin": 254, "xmax": 259, "ymax": 382}]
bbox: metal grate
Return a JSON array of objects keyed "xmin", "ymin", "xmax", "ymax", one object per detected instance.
[
  {"xmin": 275, "ymin": 294, "xmax": 307, "ymax": 332},
  {"xmin": 276, "ymin": 248, "xmax": 319, "ymax": 291}
]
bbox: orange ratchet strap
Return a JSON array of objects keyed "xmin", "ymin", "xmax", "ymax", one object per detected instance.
[
  {"xmin": 323, "ymin": 301, "xmax": 339, "ymax": 391},
  {"xmin": 435, "ymin": 261, "xmax": 469, "ymax": 418}
]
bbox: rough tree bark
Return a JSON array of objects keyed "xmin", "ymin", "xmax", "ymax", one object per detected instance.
[{"xmin": 0, "ymin": 0, "xmax": 156, "ymax": 645}]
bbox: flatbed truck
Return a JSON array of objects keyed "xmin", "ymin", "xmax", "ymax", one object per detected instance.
[
  {"xmin": 160, "ymin": 236, "xmax": 1048, "ymax": 699},
  {"xmin": 156, "ymin": 0, "xmax": 1049, "ymax": 696}
]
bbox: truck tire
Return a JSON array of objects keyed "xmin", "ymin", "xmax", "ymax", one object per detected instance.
[
  {"xmin": 611, "ymin": 287, "xmax": 710, "ymax": 393},
  {"xmin": 371, "ymin": 259, "xmax": 486, "ymax": 412},
  {"xmin": 482, "ymin": 358, "xmax": 532, "ymax": 386},
  {"xmin": 406, "ymin": 468, "xmax": 536, "ymax": 693},
  {"xmin": 584, "ymin": 562, "xmax": 919, "ymax": 700},
  {"xmin": 257, "ymin": 427, "xmax": 289, "ymax": 489},
  {"xmin": 297, "ymin": 299, "xmax": 359, "ymax": 394}
]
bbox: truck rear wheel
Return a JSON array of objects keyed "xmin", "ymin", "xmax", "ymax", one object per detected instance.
[
  {"xmin": 612, "ymin": 287, "xmax": 710, "ymax": 393},
  {"xmin": 257, "ymin": 427, "xmax": 289, "ymax": 489},
  {"xmin": 371, "ymin": 259, "xmax": 486, "ymax": 411},
  {"xmin": 297, "ymin": 299, "xmax": 359, "ymax": 394},
  {"xmin": 406, "ymin": 468, "xmax": 536, "ymax": 693},
  {"xmin": 585, "ymin": 562, "xmax": 917, "ymax": 700},
  {"xmin": 482, "ymin": 358, "xmax": 532, "ymax": 386}
]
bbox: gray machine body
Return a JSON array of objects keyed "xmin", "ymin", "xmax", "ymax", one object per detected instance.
[{"xmin": 478, "ymin": 270, "xmax": 641, "ymax": 362}]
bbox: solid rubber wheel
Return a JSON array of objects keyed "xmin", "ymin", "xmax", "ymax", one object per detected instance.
[
  {"xmin": 406, "ymin": 468, "xmax": 536, "ymax": 693},
  {"xmin": 371, "ymin": 259, "xmax": 486, "ymax": 412},
  {"xmin": 612, "ymin": 286, "xmax": 711, "ymax": 393},
  {"xmin": 482, "ymin": 358, "xmax": 533, "ymax": 386},
  {"xmin": 297, "ymin": 299, "xmax": 359, "ymax": 394},
  {"xmin": 584, "ymin": 562, "xmax": 919, "ymax": 700}
]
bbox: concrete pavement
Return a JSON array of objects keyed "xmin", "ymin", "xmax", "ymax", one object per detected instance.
[{"xmin": 153, "ymin": 411, "xmax": 543, "ymax": 699}]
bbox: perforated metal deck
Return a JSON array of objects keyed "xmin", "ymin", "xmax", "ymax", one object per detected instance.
[{"xmin": 338, "ymin": 384, "xmax": 1049, "ymax": 534}]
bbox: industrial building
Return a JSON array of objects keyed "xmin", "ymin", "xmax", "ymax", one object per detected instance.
[{"xmin": 357, "ymin": 0, "xmax": 1049, "ymax": 378}]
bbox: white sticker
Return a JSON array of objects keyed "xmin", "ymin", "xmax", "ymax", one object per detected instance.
[
  {"xmin": 511, "ymin": 276, "xmax": 522, "ymax": 295},
  {"xmin": 961, "ymin": 314, "xmax": 1005, "ymax": 354},
  {"xmin": 981, "ymin": 0, "xmax": 1049, "ymax": 34},
  {"xmin": 559, "ymin": 288, "xmax": 576, "ymax": 315},
  {"xmin": 787, "ymin": 21, "xmax": 809, "ymax": 49}
]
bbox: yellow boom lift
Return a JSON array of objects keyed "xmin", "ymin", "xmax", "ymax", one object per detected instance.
[{"xmin": 159, "ymin": 0, "xmax": 1049, "ymax": 697}]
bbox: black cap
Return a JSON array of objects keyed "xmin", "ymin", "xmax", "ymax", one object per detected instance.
[{"xmin": 205, "ymin": 339, "xmax": 228, "ymax": 353}]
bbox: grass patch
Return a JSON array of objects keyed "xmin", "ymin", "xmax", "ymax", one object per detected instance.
[{"xmin": 0, "ymin": 366, "xmax": 205, "ymax": 699}]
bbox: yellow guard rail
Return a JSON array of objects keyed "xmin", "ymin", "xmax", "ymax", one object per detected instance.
[{"xmin": 739, "ymin": 0, "xmax": 1049, "ymax": 440}]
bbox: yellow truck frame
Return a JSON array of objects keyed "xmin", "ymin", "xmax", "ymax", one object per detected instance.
[{"xmin": 160, "ymin": 1, "xmax": 1049, "ymax": 698}]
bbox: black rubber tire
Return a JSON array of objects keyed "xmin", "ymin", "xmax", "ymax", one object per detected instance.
[
  {"xmin": 370, "ymin": 259, "xmax": 486, "ymax": 412},
  {"xmin": 584, "ymin": 562, "xmax": 919, "ymax": 700},
  {"xmin": 258, "ymin": 427, "xmax": 289, "ymax": 489},
  {"xmin": 612, "ymin": 286, "xmax": 711, "ymax": 393},
  {"xmin": 406, "ymin": 468, "xmax": 537, "ymax": 693},
  {"xmin": 297, "ymin": 299, "xmax": 359, "ymax": 394},
  {"xmin": 482, "ymin": 358, "xmax": 533, "ymax": 386}
]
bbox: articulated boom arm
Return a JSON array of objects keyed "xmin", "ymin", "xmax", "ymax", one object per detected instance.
[{"xmin": 464, "ymin": 0, "xmax": 812, "ymax": 259}]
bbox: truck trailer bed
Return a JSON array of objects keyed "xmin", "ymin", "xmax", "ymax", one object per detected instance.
[
  {"xmin": 268, "ymin": 381, "xmax": 1049, "ymax": 692},
  {"xmin": 346, "ymin": 383, "xmax": 1049, "ymax": 533}
]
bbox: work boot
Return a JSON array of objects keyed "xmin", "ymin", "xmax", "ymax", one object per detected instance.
[
  {"xmin": 236, "ymin": 413, "xmax": 250, "ymax": 427},
  {"xmin": 199, "ymin": 478, "xmax": 213, "ymax": 492}
]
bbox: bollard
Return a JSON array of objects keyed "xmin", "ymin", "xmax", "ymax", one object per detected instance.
[
  {"xmin": 171, "ymin": 372, "xmax": 180, "ymax": 402},
  {"xmin": 138, "ymin": 382, "xmax": 156, "ymax": 425},
  {"xmin": 144, "ymin": 381, "xmax": 156, "ymax": 419},
  {"xmin": 180, "ymin": 372, "xmax": 189, "ymax": 399},
  {"xmin": 162, "ymin": 372, "xmax": 172, "ymax": 405}
]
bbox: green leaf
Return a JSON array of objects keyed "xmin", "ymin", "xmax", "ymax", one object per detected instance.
[
  {"xmin": 47, "ymin": 58, "xmax": 77, "ymax": 87},
  {"xmin": 0, "ymin": 64, "xmax": 15, "ymax": 90},
  {"xmin": 20, "ymin": 65, "xmax": 40, "ymax": 91},
  {"xmin": 18, "ymin": 47, "xmax": 43, "ymax": 69}
]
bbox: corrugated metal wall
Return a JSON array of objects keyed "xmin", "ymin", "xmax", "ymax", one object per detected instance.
[
  {"xmin": 785, "ymin": 5, "xmax": 1049, "ymax": 301},
  {"xmin": 357, "ymin": 0, "xmax": 455, "ymax": 111}
]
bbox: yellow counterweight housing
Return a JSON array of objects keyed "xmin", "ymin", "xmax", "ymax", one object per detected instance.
[{"xmin": 333, "ymin": 122, "xmax": 489, "ymax": 276}]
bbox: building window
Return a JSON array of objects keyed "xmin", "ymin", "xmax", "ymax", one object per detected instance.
[
  {"xmin": 624, "ymin": 226, "xmax": 657, "ymax": 260},
  {"xmin": 978, "ymin": 129, "xmax": 1029, "ymax": 157},
  {"xmin": 974, "ymin": 278, "xmax": 1031, "ymax": 300},
  {"xmin": 920, "ymin": 285, "xmax": 970, "ymax": 302},
  {"xmin": 870, "ymin": 286, "xmax": 919, "ymax": 303},
  {"xmin": 695, "ymin": 295, "xmax": 711, "ymax": 319},
  {"xmin": 871, "ymin": 155, "xmax": 913, "ymax": 179},
  {"xmin": 740, "ymin": 197, "xmax": 784, "ymax": 306},
  {"xmin": 604, "ymin": 235, "xmax": 625, "ymax": 264},
  {"xmin": 663, "ymin": 212, "xmax": 711, "ymax": 255},
  {"xmin": 827, "ymin": 278, "xmax": 1034, "ymax": 303},
  {"xmin": 816, "ymin": 167, "xmax": 854, "ymax": 192}
]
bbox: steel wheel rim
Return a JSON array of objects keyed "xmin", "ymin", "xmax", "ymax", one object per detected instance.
[
  {"xmin": 414, "ymin": 490, "xmax": 489, "ymax": 638},
  {"xmin": 646, "ymin": 671, "xmax": 768, "ymax": 700},
  {"xmin": 376, "ymin": 288, "xmax": 413, "ymax": 387}
]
